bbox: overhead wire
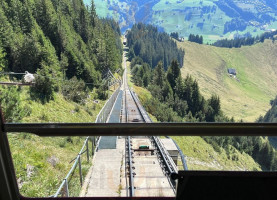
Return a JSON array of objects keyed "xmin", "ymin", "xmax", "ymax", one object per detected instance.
[{"xmin": 0, "ymin": 70, "xmax": 121, "ymax": 86}]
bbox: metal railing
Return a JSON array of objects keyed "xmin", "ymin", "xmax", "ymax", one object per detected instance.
[
  {"xmin": 52, "ymin": 85, "xmax": 122, "ymax": 197},
  {"xmin": 52, "ymin": 136, "xmax": 99, "ymax": 197},
  {"xmin": 95, "ymin": 86, "xmax": 121, "ymax": 123},
  {"xmin": 151, "ymin": 136, "xmax": 177, "ymax": 193},
  {"xmin": 166, "ymin": 136, "xmax": 188, "ymax": 170},
  {"xmin": 129, "ymin": 89, "xmax": 152, "ymax": 123}
]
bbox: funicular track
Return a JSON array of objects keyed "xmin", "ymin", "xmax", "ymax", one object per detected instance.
[
  {"xmin": 122, "ymin": 79, "xmax": 177, "ymax": 197},
  {"xmin": 82, "ymin": 43, "xmax": 178, "ymax": 198}
]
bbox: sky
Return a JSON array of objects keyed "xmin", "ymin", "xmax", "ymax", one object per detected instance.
[{"xmin": 83, "ymin": 0, "xmax": 90, "ymax": 6}]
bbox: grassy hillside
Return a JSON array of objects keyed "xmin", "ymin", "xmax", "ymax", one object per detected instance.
[
  {"xmin": 22, "ymin": 91, "xmax": 105, "ymax": 123},
  {"xmin": 177, "ymin": 39, "xmax": 277, "ymax": 121},
  {"xmin": 172, "ymin": 136, "xmax": 261, "ymax": 171},
  {"xmin": 7, "ymin": 87, "xmax": 107, "ymax": 197},
  {"xmin": 9, "ymin": 134, "xmax": 92, "ymax": 197}
]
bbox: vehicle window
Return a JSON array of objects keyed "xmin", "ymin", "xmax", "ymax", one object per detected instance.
[{"xmin": 1, "ymin": 0, "xmax": 277, "ymax": 198}]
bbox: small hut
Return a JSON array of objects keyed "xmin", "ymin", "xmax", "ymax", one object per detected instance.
[{"xmin": 228, "ymin": 68, "xmax": 237, "ymax": 76}]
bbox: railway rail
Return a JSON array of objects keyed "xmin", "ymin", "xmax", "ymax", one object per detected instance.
[
  {"xmin": 122, "ymin": 63, "xmax": 177, "ymax": 196},
  {"xmin": 80, "ymin": 40, "xmax": 180, "ymax": 198}
]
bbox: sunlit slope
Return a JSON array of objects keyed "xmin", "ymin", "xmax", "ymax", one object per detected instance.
[
  {"xmin": 171, "ymin": 136, "xmax": 261, "ymax": 171},
  {"xmin": 177, "ymin": 40, "xmax": 277, "ymax": 121}
]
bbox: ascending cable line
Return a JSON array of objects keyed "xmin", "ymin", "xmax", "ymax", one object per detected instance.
[
  {"xmin": 0, "ymin": 71, "xmax": 121, "ymax": 86},
  {"xmin": 0, "ymin": 72, "xmax": 26, "ymax": 75}
]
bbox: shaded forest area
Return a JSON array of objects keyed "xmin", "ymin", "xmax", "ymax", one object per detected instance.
[
  {"xmin": 188, "ymin": 34, "xmax": 203, "ymax": 44},
  {"xmin": 258, "ymin": 96, "xmax": 277, "ymax": 123},
  {"xmin": 258, "ymin": 96, "xmax": 277, "ymax": 156},
  {"xmin": 126, "ymin": 23, "xmax": 184, "ymax": 71},
  {"xmin": 206, "ymin": 96, "xmax": 277, "ymax": 171},
  {"xmin": 127, "ymin": 24, "xmax": 277, "ymax": 171},
  {"xmin": 0, "ymin": 0, "xmax": 122, "ymax": 105},
  {"xmin": 213, "ymin": 30, "xmax": 277, "ymax": 48}
]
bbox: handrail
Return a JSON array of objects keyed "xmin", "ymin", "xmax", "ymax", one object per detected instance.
[
  {"xmin": 166, "ymin": 136, "xmax": 188, "ymax": 170},
  {"xmin": 52, "ymin": 85, "xmax": 121, "ymax": 197},
  {"xmin": 95, "ymin": 86, "xmax": 121, "ymax": 123},
  {"xmin": 53, "ymin": 137, "xmax": 96, "ymax": 197},
  {"xmin": 129, "ymin": 89, "xmax": 152, "ymax": 123}
]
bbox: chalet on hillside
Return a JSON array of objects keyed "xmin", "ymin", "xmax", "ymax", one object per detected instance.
[{"xmin": 228, "ymin": 68, "xmax": 237, "ymax": 76}]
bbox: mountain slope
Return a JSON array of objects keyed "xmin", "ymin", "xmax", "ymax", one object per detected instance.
[
  {"xmin": 0, "ymin": 0, "xmax": 121, "ymax": 197},
  {"xmin": 177, "ymin": 39, "xmax": 277, "ymax": 121},
  {"xmin": 88, "ymin": 0, "xmax": 277, "ymax": 41}
]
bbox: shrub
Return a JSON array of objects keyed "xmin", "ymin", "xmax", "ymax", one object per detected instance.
[
  {"xmin": 62, "ymin": 77, "xmax": 86, "ymax": 103},
  {"xmin": 0, "ymin": 86, "xmax": 27, "ymax": 122},
  {"xmin": 30, "ymin": 66, "xmax": 60, "ymax": 103}
]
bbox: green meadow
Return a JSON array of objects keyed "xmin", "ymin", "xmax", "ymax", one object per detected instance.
[{"xmin": 177, "ymin": 39, "xmax": 277, "ymax": 121}]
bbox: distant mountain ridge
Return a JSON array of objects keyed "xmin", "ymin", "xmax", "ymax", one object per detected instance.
[{"xmin": 86, "ymin": 0, "xmax": 277, "ymax": 42}]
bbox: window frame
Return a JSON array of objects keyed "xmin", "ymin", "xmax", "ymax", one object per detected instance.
[{"xmin": 1, "ymin": 109, "xmax": 277, "ymax": 200}]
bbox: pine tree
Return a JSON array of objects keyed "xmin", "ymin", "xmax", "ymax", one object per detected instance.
[
  {"xmin": 90, "ymin": 0, "xmax": 97, "ymax": 27},
  {"xmin": 200, "ymin": 35, "xmax": 203, "ymax": 44},
  {"xmin": 153, "ymin": 61, "xmax": 165, "ymax": 87},
  {"xmin": 175, "ymin": 75, "xmax": 185, "ymax": 99},
  {"xmin": 0, "ymin": 44, "xmax": 6, "ymax": 71},
  {"xmin": 209, "ymin": 94, "xmax": 221, "ymax": 115},
  {"xmin": 167, "ymin": 59, "xmax": 180, "ymax": 92}
]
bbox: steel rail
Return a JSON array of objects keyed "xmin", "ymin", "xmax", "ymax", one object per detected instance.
[
  {"xmin": 152, "ymin": 137, "xmax": 177, "ymax": 174},
  {"xmin": 128, "ymin": 89, "xmax": 148, "ymax": 123},
  {"xmin": 129, "ymin": 91, "xmax": 152, "ymax": 123},
  {"xmin": 128, "ymin": 87, "xmax": 177, "ymax": 193},
  {"xmin": 128, "ymin": 84, "xmax": 186, "ymax": 192},
  {"xmin": 127, "ymin": 136, "xmax": 135, "ymax": 197},
  {"xmin": 125, "ymin": 90, "xmax": 128, "ymax": 122},
  {"xmin": 124, "ymin": 80, "xmax": 135, "ymax": 196}
]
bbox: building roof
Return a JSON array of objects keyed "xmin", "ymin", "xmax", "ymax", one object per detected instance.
[{"xmin": 228, "ymin": 68, "xmax": 237, "ymax": 75}]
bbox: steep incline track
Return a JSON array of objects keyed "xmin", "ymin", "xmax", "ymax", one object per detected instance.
[
  {"xmin": 121, "ymin": 45, "xmax": 176, "ymax": 197},
  {"xmin": 82, "ymin": 41, "xmax": 176, "ymax": 198}
]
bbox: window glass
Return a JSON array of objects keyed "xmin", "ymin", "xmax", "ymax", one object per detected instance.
[
  {"xmin": 9, "ymin": 134, "xmax": 275, "ymax": 198},
  {"xmin": 2, "ymin": 0, "xmax": 277, "ymax": 198}
]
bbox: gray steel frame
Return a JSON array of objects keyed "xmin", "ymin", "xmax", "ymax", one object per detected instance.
[
  {"xmin": 2, "ymin": 94, "xmax": 277, "ymax": 200},
  {"xmin": 4, "ymin": 123, "xmax": 277, "ymax": 136}
]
